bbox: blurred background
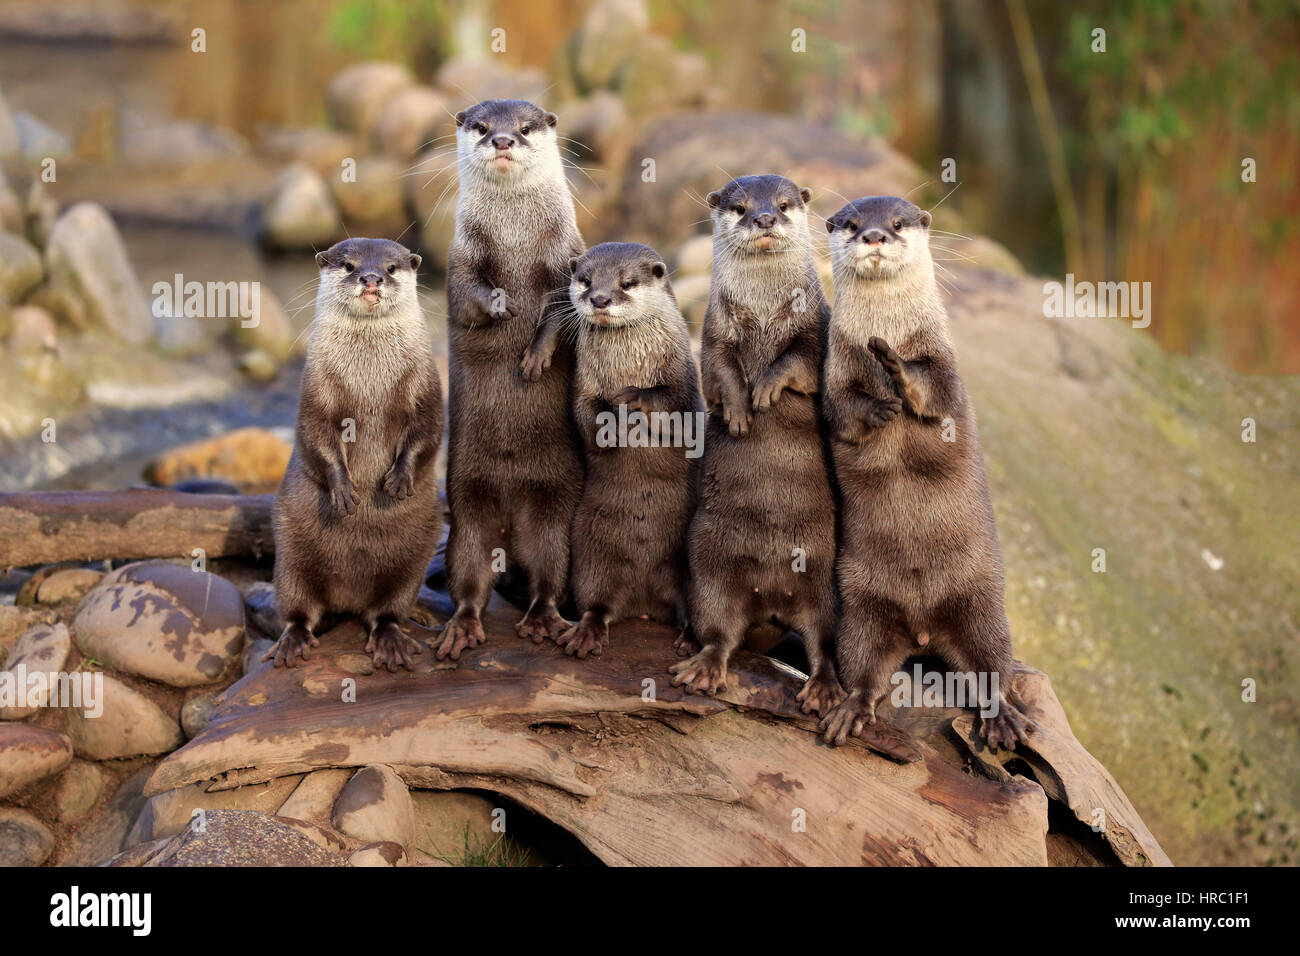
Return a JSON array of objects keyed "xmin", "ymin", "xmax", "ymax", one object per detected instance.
[{"xmin": 0, "ymin": 0, "xmax": 1296, "ymax": 867}]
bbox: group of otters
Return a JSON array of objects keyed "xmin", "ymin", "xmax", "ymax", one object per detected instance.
[{"xmin": 264, "ymin": 99, "xmax": 1034, "ymax": 751}]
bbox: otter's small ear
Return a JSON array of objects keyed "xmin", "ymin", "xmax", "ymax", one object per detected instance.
[
  {"xmin": 706, "ymin": 191, "xmax": 722, "ymax": 208},
  {"xmin": 825, "ymin": 218, "xmax": 836, "ymax": 233},
  {"xmin": 314, "ymin": 251, "xmax": 330, "ymax": 269},
  {"xmin": 454, "ymin": 110, "xmax": 467, "ymax": 128},
  {"xmin": 544, "ymin": 111, "xmax": 558, "ymax": 128},
  {"xmin": 569, "ymin": 256, "xmax": 580, "ymax": 275},
  {"xmin": 650, "ymin": 261, "xmax": 667, "ymax": 280},
  {"xmin": 800, "ymin": 187, "xmax": 813, "ymax": 204},
  {"xmin": 918, "ymin": 210, "xmax": 932, "ymax": 228},
  {"xmin": 409, "ymin": 253, "xmax": 422, "ymax": 271}
]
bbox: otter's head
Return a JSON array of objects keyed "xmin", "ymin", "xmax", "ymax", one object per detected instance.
[
  {"xmin": 314, "ymin": 238, "xmax": 422, "ymax": 320},
  {"xmin": 455, "ymin": 99, "xmax": 561, "ymax": 184},
  {"xmin": 826, "ymin": 196, "xmax": 932, "ymax": 281},
  {"xmin": 569, "ymin": 242, "xmax": 674, "ymax": 330},
  {"xmin": 707, "ymin": 175, "xmax": 813, "ymax": 257}
]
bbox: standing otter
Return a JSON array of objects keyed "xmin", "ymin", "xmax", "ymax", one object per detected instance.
[
  {"xmin": 267, "ymin": 238, "xmax": 442, "ymax": 672},
  {"xmin": 670, "ymin": 174, "xmax": 843, "ymax": 716},
  {"xmin": 561, "ymin": 242, "xmax": 703, "ymax": 657},
  {"xmin": 818, "ymin": 196, "xmax": 1034, "ymax": 750},
  {"xmin": 440, "ymin": 99, "xmax": 585, "ymax": 660}
]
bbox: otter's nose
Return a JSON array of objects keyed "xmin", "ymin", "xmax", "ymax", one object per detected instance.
[
  {"xmin": 862, "ymin": 229, "xmax": 889, "ymax": 245},
  {"xmin": 590, "ymin": 293, "xmax": 612, "ymax": 310},
  {"xmin": 753, "ymin": 213, "xmax": 776, "ymax": 230},
  {"xmin": 361, "ymin": 272, "xmax": 383, "ymax": 288},
  {"xmin": 491, "ymin": 135, "xmax": 514, "ymax": 151}
]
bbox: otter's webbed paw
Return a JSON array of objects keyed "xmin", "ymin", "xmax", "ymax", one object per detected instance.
[
  {"xmin": 520, "ymin": 343, "xmax": 554, "ymax": 382},
  {"xmin": 612, "ymin": 386, "xmax": 646, "ymax": 412},
  {"xmin": 264, "ymin": 622, "xmax": 319, "ymax": 668},
  {"xmin": 514, "ymin": 602, "xmax": 569, "ymax": 643},
  {"xmin": 860, "ymin": 394, "xmax": 903, "ymax": 427},
  {"xmin": 670, "ymin": 644, "xmax": 731, "ymax": 696},
  {"xmin": 558, "ymin": 618, "xmax": 609, "ymax": 659},
  {"xmin": 673, "ymin": 630, "xmax": 701, "ymax": 658},
  {"xmin": 750, "ymin": 371, "xmax": 788, "ymax": 412},
  {"xmin": 477, "ymin": 288, "xmax": 520, "ymax": 323},
  {"xmin": 328, "ymin": 473, "xmax": 359, "ymax": 516},
  {"xmin": 796, "ymin": 669, "xmax": 847, "ymax": 717},
  {"xmin": 366, "ymin": 621, "xmax": 424, "ymax": 672},
  {"xmin": 818, "ymin": 690, "xmax": 877, "ymax": 746},
  {"xmin": 867, "ymin": 337, "xmax": 907, "ymax": 384},
  {"xmin": 435, "ymin": 612, "xmax": 486, "ymax": 661},
  {"xmin": 382, "ymin": 460, "xmax": 416, "ymax": 499},
  {"xmin": 978, "ymin": 700, "xmax": 1036, "ymax": 752},
  {"xmin": 721, "ymin": 398, "xmax": 752, "ymax": 437}
]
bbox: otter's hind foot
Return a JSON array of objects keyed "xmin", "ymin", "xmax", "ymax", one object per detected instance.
[
  {"xmin": 264, "ymin": 622, "xmax": 318, "ymax": 669},
  {"xmin": 514, "ymin": 602, "xmax": 569, "ymax": 644},
  {"xmin": 670, "ymin": 644, "xmax": 730, "ymax": 696},
  {"xmin": 673, "ymin": 630, "xmax": 700, "ymax": 658},
  {"xmin": 818, "ymin": 690, "xmax": 877, "ymax": 747},
  {"xmin": 366, "ymin": 621, "xmax": 424, "ymax": 672},
  {"xmin": 435, "ymin": 612, "xmax": 486, "ymax": 661},
  {"xmin": 559, "ymin": 618, "xmax": 609, "ymax": 659},
  {"xmin": 796, "ymin": 670, "xmax": 846, "ymax": 717},
  {"xmin": 978, "ymin": 701, "xmax": 1035, "ymax": 752}
]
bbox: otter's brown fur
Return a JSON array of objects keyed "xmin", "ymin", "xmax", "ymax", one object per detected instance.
[{"xmin": 268, "ymin": 238, "xmax": 442, "ymax": 672}]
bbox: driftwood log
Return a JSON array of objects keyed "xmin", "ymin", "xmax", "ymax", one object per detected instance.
[{"xmin": 0, "ymin": 490, "xmax": 274, "ymax": 568}]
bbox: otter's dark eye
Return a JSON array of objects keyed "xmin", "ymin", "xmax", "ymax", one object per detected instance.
[
  {"xmin": 578, "ymin": 276, "xmax": 590, "ymax": 288},
  {"xmin": 732, "ymin": 204, "xmax": 745, "ymax": 215},
  {"xmin": 892, "ymin": 218, "xmax": 904, "ymax": 230},
  {"xmin": 845, "ymin": 221, "xmax": 858, "ymax": 232},
  {"xmin": 779, "ymin": 202, "xmax": 789, "ymax": 212},
  {"xmin": 387, "ymin": 264, "xmax": 397, "ymax": 275},
  {"xmin": 519, "ymin": 124, "xmax": 532, "ymax": 135},
  {"xmin": 474, "ymin": 122, "xmax": 487, "ymax": 135},
  {"xmin": 343, "ymin": 262, "xmax": 355, "ymax": 274},
  {"xmin": 621, "ymin": 280, "xmax": 637, "ymax": 291}
]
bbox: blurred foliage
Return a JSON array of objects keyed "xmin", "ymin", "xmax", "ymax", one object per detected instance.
[{"xmin": 324, "ymin": 0, "xmax": 453, "ymax": 77}]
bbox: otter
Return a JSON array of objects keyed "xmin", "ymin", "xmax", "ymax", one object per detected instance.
[
  {"xmin": 670, "ymin": 174, "xmax": 844, "ymax": 716},
  {"xmin": 266, "ymin": 238, "xmax": 442, "ymax": 672},
  {"xmin": 440, "ymin": 99, "xmax": 586, "ymax": 660},
  {"xmin": 560, "ymin": 242, "xmax": 703, "ymax": 657},
  {"xmin": 818, "ymin": 195, "xmax": 1034, "ymax": 750}
]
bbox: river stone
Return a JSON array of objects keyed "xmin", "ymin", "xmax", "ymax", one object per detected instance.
[
  {"xmin": 53, "ymin": 759, "xmax": 106, "ymax": 824},
  {"xmin": 0, "ymin": 808, "xmax": 54, "ymax": 866},
  {"xmin": 571, "ymin": 0, "xmax": 650, "ymax": 91},
  {"xmin": 243, "ymin": 637, "xmax": 274, "ymax": 675},
  {"xmin": 231, "ymin": 286, "xmax": 294, "ymax": 360},
  {"xmin": 73, "ymin": 561, "xmax": 246, "ymax": 687},
  {"xmin": 348, "ymin": 842, "xmax": 407, "ymax": 867},
  {"xmin": 262, "ymin": 162, "xmax": 341, "ymax": 249},
  {"xmin": 0, "ymin": 171, "xmax": 22, "ymax": 233},
  {"xmin": 0, "ymin": 622, "xmax": 72, "ymax": 718},
  {"xmin": 326, "ymin": 61, "xmax": 414, "ymax": 136},
  {"xmin": 127, "ymin": 774, "xmax": 303, "ymax": 846},
  {"xmin": 180, "ymin": 689, "xmax": 220, "ymax": 738},
  {"xmin": 45, "ymin": 202, "xmax": 153, "ymax": 344},
  {"xmin": 433, "ymin": 57, "xmax": 546, "ymax": 104},
  {"xmin": 0, "ymin": 231, "xmax": 42, "ymax": 303},
  {"xmin": 330, "ymin": 155, "xmax": 406, "ymax": 230},
  {"xmin": 331, "ymin": 765, "xmax": 415, "ymax": 847},
  {"xmin": 278, "ymin": 767, "xmax": 352, "ymax": 823},
  {"xmin": 65, "ymin": 673, "xmax": 184, "ymax": 760},
  {"xmin": 36, "ymin": 568, "xmax": 104, "ymax": 604},
  {"xmin": 372, "ymin": 85, "xmax": 453, "ymax": 157},
  {"xmin": 146, "ymin": 809, "xmax": 344, "ymax": 867},
  {"xmin": 6, "ymin": 303, "xmax": 57, "ymax": 353},
  {"xmin": 0, "ymin": 724, "xmax": 73, "ymax": 798}
]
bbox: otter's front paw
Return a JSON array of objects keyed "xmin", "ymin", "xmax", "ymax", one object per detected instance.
[
  {"xmin": 868, "ymin": 336, "xmax": 906, "ymax": 384},
  {"xmin": 520, "ymin": 345, "xmax": 552, "ymax": 382},
  {"xmin": 796, "ymin": 669, "xmax": 847, "ymax": 717},
  {"xmin": 263, "ymin": 623, "xmax": 318, "ymax": 669},
  {"xmin": 435, "ymin": 613, "xmax": 486, "ymax": 661},
  {"xmin": 750, "ymin": 373, "xmax": 787, "ymax": 412},
  {"xmin": 612, "ymin": 386, "xmax": 646, "ymax": 412},
  {"xmin": 978, "ymin": 701, "xmax": 1035, "ymax": 751},
  {"xmin": 328, "ymin": 474, "xmax": 359, "ymax": 516},
  {"xmin": 366, "ymin": 621, "xmax": 424, "ymax": 672},
  {"xmin": 478, "ymin": 289, "xmax": 520, "ymax": 322},
  {"xmin": 670, "ymin": 644, "xmax": 730, "ymax": 695},
  {"xmin": 721, "ymin": 399, "xmax": 752, "ymax": 437},
  {"xmin": 558, "ymin": 618, "xmax": 609, "ymax": 659},
  {"xmin": 861, "ymin": 395, "xmax": 903, "ymax": 427},
  {"xmin": 818, "ymin": 690, "xmax": 876, "ymax": 746},
  {"xmin": 382, "ymin": 461, "xmax": 415, "ymax": 499}
]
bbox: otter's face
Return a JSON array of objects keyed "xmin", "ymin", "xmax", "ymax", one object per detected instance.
[
  {"xmin": 570, "ymin": 243, "xmax": 672, "ymax": 329},
  {"xmin": 315, "ymin": 238, "xmax": 422, "ymax": 319},
  {"xmin": 708, "ymin": 175, "xmax": 812, "ymax": 255},
  {"xmin": 455, "ymin": 100, "xmax": 559, "ymax": 180},
  {"xmin": 827, "ymin": 197, "xmax": 932, "ymax": 280}
]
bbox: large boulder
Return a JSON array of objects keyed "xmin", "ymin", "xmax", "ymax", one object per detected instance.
[
  {"xmin": 261, "ymin": 163, "xmax": 342, "ymax": 250},
  {"xmin": 372, "ymin": 85, "xmax": 454, "ymax": 158},
  {"xmin": 0, "ymin": 231, "xmax": 43, "ymax": 303},
  {"xmin": 325, "ymin": 61, "xmax": 415, "ymax": 137},
  {"xmin": 570, "ymin": 0, "xmax": 650, "ymax": 92},
  {"xmin": 0, "ymin": 622, "xmax": 72, "ymax": 718},
  {"xmin": 433, "ymin": 57, "xmax": 547, "ymax": 104},
  {"xmin": 73, "ymin": 561, "xmax": 246, "ymax": 687},
  {"xmin": 44, "ymin": 202, "xmax": 154, "ymax": 344},
  {"xmin": 65, "ymin": 673, "xmax": 184, "ymax": 760},
  {"xmin": 330, "ymin": 155, "xmax": 407, "ymax": 233},
  {"xmin": 0, "ymin": 725, "xmax": 73, "ymax": 798},
  {"xmin": 331, "ymin": 765, "xmax": 415, "ymax": 848},
  {"xmin": 125, "ymin": 809, "xmax": 345, "ymax": 866}
]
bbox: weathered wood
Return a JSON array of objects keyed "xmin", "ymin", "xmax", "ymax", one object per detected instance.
[{"xmin": 0, "ymin": 490, "xmax": 274, "ymax": 568}]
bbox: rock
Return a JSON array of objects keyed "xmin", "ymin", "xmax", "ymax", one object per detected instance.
[
  {"xmin": 243, "ymin": 637, "xmax": 274, "ymax": 675},
  {"xmin": 0, "ymin": 87, "xmax": 19, "ymax": 157},
  {"xmin": 407, "ymin": 147, "xmax": 458, "ymax": 271},
  {"xmin": 277, "ymin": 767, "xmax": 352, "ymax": 823},
  {"xmin": 119, "ymin": 115, "xmax": 247, "ymax": 166},
  {"xmin": 36, "ymin": 568, "xmax": 104, "ymax": 604},
  {"xmin": 0, "ymin": 231, "xmax": 43, "ymax": 303},
  {"xmin": 618, "ymin": 37, "xmax": 708, "ymax": 113},
  {"xmin": 127, "ymin": 774, "xmax": 302, "ymax": 845},
  {"xmin": 73, "ymin": 561, "xmax": 246, "ymax": 687},
  {"xmin": 331, "ymin": 765, "xmax": 415, "ymax": 847},
  {"xmin": 180, "ymin": 690, "xmax": 220, "ymax": 738},
  {"xmin": 65, "ymin": 673, "xmax": 184, "ymax": 760},
  {"xmin": 0, "ymin": 724, "xmax": 73, "ymax": 798},
  {"xmin": 61, "ymin": 762, "xmax": 155, "ymax": 866},
  {"xmin": 671, "ymin": 273, "xmax": 710, "ymax": 328},
  {"xmin": 330, "ymin": 155, "xmax": 407, "ymax": 232},
  {"xmin": 276, "ymin": 816, "xmax": 349, "ymax": 854},
  {"xmin": 674, "ymin": 234, "xmax": 713, "ymax": 277},
  {"xmin": 410, "ymin": 789, "xmax": 499, "ymax": 860},
  {"xmin": 231, "ymin": 286, "xmax": 295, "ymax": 360},
  {"xmin": 348, "ymin": 841, "xmax": 408, "ymax": 867},
  {"xmin": 258, "ymin": 126, "xmax": 362, "ymax": 180},
  {"xmin": 151, "ymin": 308, "xmax": 209, "ymax": 357},
  {"xmin": 145, "ymin": 809, "xmax": 345, "ymax": 866},
  {"xmin": 0, "ymin": 605, "xmax": 59, "ymax": 648},
  {"xmin": 373, "ymin": 85, "xmax": 454, "ymax": 157},
  {"xmin": 557, "ymin": 91, "xmax": 629, "ymax": 164},
  {"xmin": 0, "ymin": 808, "xmax": 54, "ymax": 866},
  {"xmin": 243, "ymin": 581, "xmax": 281, "ymax": 640},
  {"xmin": 6, "ymin": 303, "xmax": 57, "ymax": 353},
  {"xmin": 0, "ymin": 170, "xmax": 23, "ymax": 233},
  {"xmin": 44, "ymin": 202, "xmax": 154, "ymax": 345},
  {"xmin": 326, "ymin": 61, "xmax": 415, "ymax": 136},
  {"xmin": 571, "ymin": 0, "xmax": 650, "ymax": 92},
  {"xmin": 53, "ymin": 759, "xmax": 106, "ymax": 824},
  {"xmin": 261, "ymin": 163, "xmax": 341, "ymax": 250},
  {"xmin": 238, "ymin": 348, "xmax": 279, "ymax": 382},
  {"xmin": 0, "ymin": 622, "xmax": 72, "ymax": 718},
  {"xmin": 25, "ymin": 179, "xmax": 58, "ymax": 249},
  {"xmin": 12, "ymin": 112, "xmax": 72, "ymax": 158},
  {"xmin": 433, "ymin": 57, "xmax": 547, "ymax": 103},
  {"xmin": 144, "ymin": 427, "xmax": 292, "ymax": 493}
]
